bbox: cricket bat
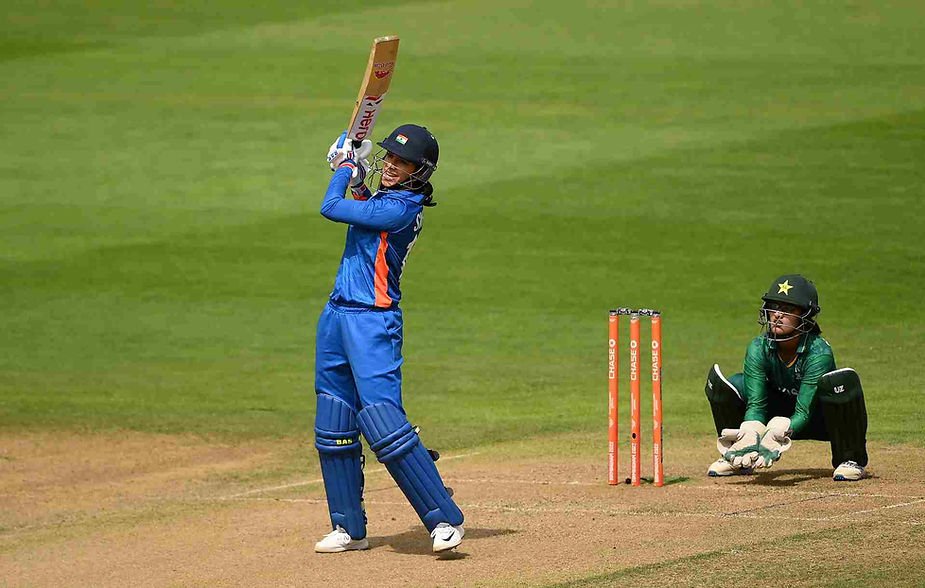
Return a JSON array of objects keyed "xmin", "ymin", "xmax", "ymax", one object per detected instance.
[{"xmin": 346, "ymin": 36, "xmax": 400, "ymax": 145}]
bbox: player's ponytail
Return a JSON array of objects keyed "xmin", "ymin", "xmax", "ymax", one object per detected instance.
[{"xmin": 416, "ymin": 182, "xmax": 436, "ymax": 207}]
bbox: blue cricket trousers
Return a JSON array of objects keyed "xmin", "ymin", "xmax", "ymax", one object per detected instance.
[{"xmin": 314, "ymin": 302, "xmax": 405, "ymax": 411}]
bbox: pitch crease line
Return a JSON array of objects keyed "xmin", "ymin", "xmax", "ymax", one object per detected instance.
[
  {"xmin": 204, "ymin": 498, "xmax": 922, "ymax": 526},
  {"xmin": 827, "ymin": 497, "xmax": 925, "ymax": 520},
  {"xmin": 441, "ymin": 478, "xmax": 924, "ymax": 501}
]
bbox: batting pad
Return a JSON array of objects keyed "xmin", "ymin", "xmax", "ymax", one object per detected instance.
[
  {"xmin": 817, "ymin": 367, "xmax": 869, "ymax": 468},
  {"xmin": 314, "ymin": 394, "xmax": 367, "ymax": 539},
  {"xmin": 359, "ymin": 403, "xmax": 463, "ymax": 532}
]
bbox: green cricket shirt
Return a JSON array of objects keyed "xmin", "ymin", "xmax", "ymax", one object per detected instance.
[{"xmin": 742, "ymin": 332, "xmax": 836, "ymax": 434}]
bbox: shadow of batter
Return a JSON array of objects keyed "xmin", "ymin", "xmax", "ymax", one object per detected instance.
[{"xmin": 367, "ymin": 527, "xmax": 518, "ymax": 556}]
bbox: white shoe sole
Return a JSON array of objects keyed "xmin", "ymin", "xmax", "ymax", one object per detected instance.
[
  {"xmin": 833, "ymin": 473, "xmax": 865, "ymax": 482},
  {"xmin": 314, "ymin": 538, "xmax": 369, "ymax": 553},
  {"xmin": 433, "ymin": 537, "xmax": 462, "ymax": 552},
  {"xmin": 432, "ymin": 530, "xmax": 464, "ymax": 552}
]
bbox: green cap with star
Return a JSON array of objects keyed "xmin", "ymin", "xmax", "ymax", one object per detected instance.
[{"xmin": 761, "ymin": 274, "xmax": 820, "ymax": 315}]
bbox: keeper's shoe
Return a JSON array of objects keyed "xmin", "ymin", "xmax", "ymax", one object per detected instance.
[
  {"xmin": 833, "ymin": 460, "xmax": 866, "ymax": 481},
  {"xmin": 314, "ymin": 525, "xmax": 369, "ymax": 553},
  {"xmin": 431, "ymin": 522, "xmax": 464, "ymax": 552},
  {"xmin": 708, "ymin": 458, "xmax": 754, "ymax": 477}
]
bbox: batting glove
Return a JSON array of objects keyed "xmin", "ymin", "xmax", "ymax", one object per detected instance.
[
  {"xmin": 718, "ymin": 420, "xmax": 767, "ymax": 469},
  {"xmin": 348, "ymin": 139, "xmax": 372, "ymax": 187},
  {"xmin": 754, "ymin": 416, "xmax": 793, "ymax": 468},
  {"xmin": 326, "ymin": 131, "xmax": 352, "ymax": 170},
  {"xmin": 354, "ymin": 138, "xmax": 372, "ymax": 161},
  {"xmin": 326, "ymin": 132, "xmax": 372, "ymax": 172},
  {"xmin": 340, "ymin": 158, "xmax": 369, "ymax": 188}
]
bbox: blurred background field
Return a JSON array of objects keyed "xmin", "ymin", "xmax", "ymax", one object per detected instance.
[{"xmin": 2, "ymin": 0, "xmax": 923, "ymax": 450}]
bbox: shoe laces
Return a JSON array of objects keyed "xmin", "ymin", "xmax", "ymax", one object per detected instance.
[{"xmin": 841, "ymin": 460, "xmax": 860, "ymax": 468}]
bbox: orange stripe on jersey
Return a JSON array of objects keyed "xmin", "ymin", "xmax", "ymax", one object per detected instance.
[{"xmin": 374, "ymin": 231, "xmax": 392, "ymax": 308}]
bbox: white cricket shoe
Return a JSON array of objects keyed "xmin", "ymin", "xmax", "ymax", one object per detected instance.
[
  {"xmin": 314, "ymin": 525, "xmax": 369, "ymax": 553},
  {"xmin": 708, "ymin": 458, "xmax": 754, "ymax": 477},
  {"xmin": 833, "ymin": 460, "xmax": 866, "ymax": 481},
  {"xmin": 431, "ymin": 522, "xmax": 464, "ymax": 552}
]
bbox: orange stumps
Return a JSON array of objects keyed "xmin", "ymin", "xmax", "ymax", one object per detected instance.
[
  {"xmin": 608, "ymin": 308, "xmax": 663, "ymax": 487},
  {"xmin": 629, "ymin": 313, "xmax": 642, "ymax": 486},
  {"xmin": 608, "ymin": 311, "xmax": 619, "ymax": 485},
  {"xmin": 651, "ymin": 314, "xmax": 664, "ymax": 487}
]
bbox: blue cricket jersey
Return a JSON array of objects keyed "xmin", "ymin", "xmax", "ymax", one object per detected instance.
[{"xmin": 320, "ymin": 166, "xmax": 426, "ymax": 308}]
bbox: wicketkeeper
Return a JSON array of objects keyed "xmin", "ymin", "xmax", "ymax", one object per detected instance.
[
  {"xmin": 312, "ymin": 125, "xmax": 465, "ymax": 554},
  {"xmin": 705, "ymin": 274, "xmax": 869, "ymax": 481}
]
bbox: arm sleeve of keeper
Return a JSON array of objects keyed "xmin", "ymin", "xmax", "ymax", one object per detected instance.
[
  {"xmin": 742, "ymin": 339, "xmax": 769, "ymax": 424},
  {"xmin": 321, "ymin": 167, "xmax": 415, "ymax": 232},
  {"xmin": 790, "ymin": 351, "xmax": 836, "ymax": 434}
]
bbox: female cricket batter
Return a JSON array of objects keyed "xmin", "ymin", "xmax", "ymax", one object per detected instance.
[
  {"xmin": 312, "ymin": 124, "xmax": 464, "ymax": 554},
  {"xmin": 704, "ymin": 274, "xmax": 869, "ymax": 481}
]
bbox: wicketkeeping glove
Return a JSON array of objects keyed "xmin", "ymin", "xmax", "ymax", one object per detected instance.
[
  {"xmin": 717, "ymin": 420, "xmax": 767, "ymax": 469},
  {"xmin": 754, "ymin": 416, "xmax": 793, "ymax": 468}
]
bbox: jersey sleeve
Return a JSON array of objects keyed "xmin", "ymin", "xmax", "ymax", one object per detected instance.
[
  {"xmin": 789, "ymin": 346, "xmax": 837, "ymax": 434},
  {"xmin": 742, "ymin": 338, "xmax": 769, "ymax": 424},
  {"xmin": 320, "ymin": 167, "xmax": 417, "ymax": 232}
]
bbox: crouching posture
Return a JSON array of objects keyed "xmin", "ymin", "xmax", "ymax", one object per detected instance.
[
  {"xmin": 705, "ymin": 274, "xmax": 869, "ymax": 481},
  {"xmin": 313, "ymin": 125, "xmax": 464, "ymax": 554}
]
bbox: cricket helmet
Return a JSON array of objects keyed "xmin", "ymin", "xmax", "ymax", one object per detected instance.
[
  {"xmin": 374, "ymin": 124, "xmax": 439, "ymax": 189},
  {"xmin": 758, "ymin": 274, "xmax": 821, "ymax": 341}
]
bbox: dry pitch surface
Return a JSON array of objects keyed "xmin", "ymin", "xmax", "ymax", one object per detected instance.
[{"xmin": 2, "ymin": 432, "xmax": 923, "ymax": 587}]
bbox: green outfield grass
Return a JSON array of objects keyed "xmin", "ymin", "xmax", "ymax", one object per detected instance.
[{"xmin": 2, "ymin": 0, "xmax": 924, "ymax": 450}]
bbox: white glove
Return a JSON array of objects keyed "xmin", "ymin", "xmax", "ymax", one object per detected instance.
[
  {"xmin": 717, "ymin": 421, "xmax": 767, "ymax": 469},
  {"xmin": 326, "ymin": 132, "xmax": 351, "ymax": 169},
  {"xmin": 346, "ymin": 157, "xmax": 369, "ymax": 187},
  {"xmin": 754, "ymin": 416, "xmax": 793, "ymax": 468},
  {"xmin": 353, "ymin": 138, "xmax": 372, "ymax": 161},
  {"xmin": 326, "ymin": 132, "xmax": 372, "ymax": 171},
  {"xmin": 349, "ymin": 140, "xmax": 372, "ymax": 187}
]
